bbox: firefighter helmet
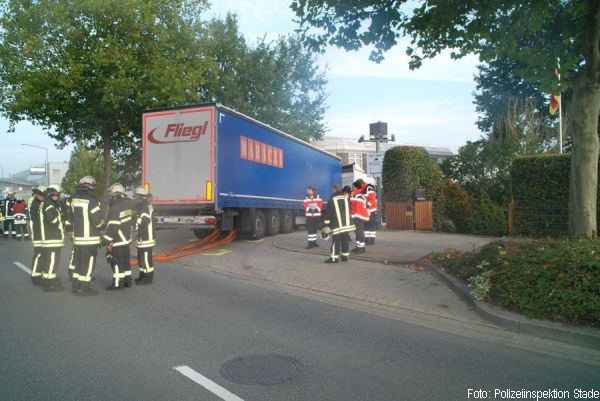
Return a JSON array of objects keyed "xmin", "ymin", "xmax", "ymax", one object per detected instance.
[
  {"xmin": 107, "ymin": 183, "xmax": 126, "ymax": 197},
  {"xmin": 133, "ymin": 186, "xmax": 150, "ymax": 199},
  {"xmin": 78, "ymin": 176, "xmax": 97, "ymax": 191},
  {"xmin": 33, "ymin": 185, "xmax": 47, "ymax": 195},
  {"xmin": 46, "ymin": 184, "xmax": 62, "ymax": 196},
  {"xmin": 321, "ymin": 226, "xmax": 332, "ymax": 240}
]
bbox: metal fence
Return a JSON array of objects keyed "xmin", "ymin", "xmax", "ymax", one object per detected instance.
[{"xmin": 509, "ymin": 201, "xmax": 568, "ymax": 237}]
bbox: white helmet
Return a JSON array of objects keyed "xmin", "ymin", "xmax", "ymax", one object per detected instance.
[
  {"xmin": 366, "ymin": 177, "xmax": 376, "ymax": 185},
  {"xmin": 320, "ymin": 226, "xmax": 332, "ymax": 240},
  {"xmin": 46, "ymin": 184, "xmax": 62, "ymax": 196},
  {"xmin": 107, "ymin": 183, "xmax": 126, "ymax": 196},
  {"xmin": 133, "ymin": 186, "xmax": 150, "ymax": 198},
  {"xmin": 33, "ymin": 185, "xmax": 47, "ymax": 195},
  {"xmin": 78, "ymin": 176, "xmax": 97, "ymax": 191}
]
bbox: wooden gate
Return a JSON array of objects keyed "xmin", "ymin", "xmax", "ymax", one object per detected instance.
[{"xmin": 385, "ymin": 201, "xmax": 433, "ymax": 230}]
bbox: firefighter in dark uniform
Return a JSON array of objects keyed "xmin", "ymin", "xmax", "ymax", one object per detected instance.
[
  {"xmin": 133, "ymin": 187, "xmax": 156, "ymax": 284},
  {"xmin": 303, "ymin": 186, "xmax": 323, "ymax": 249},
  {"xmin": 13, "ymin": 199, "xmax": 29, "ymax": 240},
  {"xmin": 28, "ymin": 186, "xmax": 46, "ymax": 286},
  {"xmin": 364, "ymin": 178, "xmax": 378, "ymax": 245},
  {"xmin": 1, "ymin": 191, "xmax": 17, "ymax": 239},
  {"xmin": 103, "ymin": 183, "xmax": 133, "ymax": 290},
  {"xmin": 322, "ymin": 184, "xmax": 355, "ymax": 263},
  {"xmin": 351, "ymin": 179, "xmax": 369, "ymax": 254},
  {"xmin": 65, "ymin": 176, "xmax": 103, "ymax": 296},
  {"xmin": 41, "ymin": 185, "xmax": 65, "ymax": 292}
]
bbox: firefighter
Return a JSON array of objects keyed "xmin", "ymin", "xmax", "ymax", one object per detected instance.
[
  {"xmin": 351, "ymin": 179, "xmax": 369, "ymax": 254},
  {"xmin": 28, "ymin": 186, "xmax": 46, "ymax": 286},
  {"xmin": 66, "ymin": 176, "xmax": 103, "ymax": 296},
  {"xmin": 304, "ymin": 186, "xmax": 323, "ymax": 249},
  {"xmin": 40, "ymin": 185, "xmax": 65, "ymax": 292},
  {"xmin": 103, "ymin": 183, "xmax": 133, "ymax": 290},
  {"xmin": 133, "ymin": 187, "xmax": 156, "ymax": 284},
  {"xmin": 322, "ymin": 184, "xmax": 355, "ymax": 263},
  {"xmin": 365, "ymin": 177, "xmax": 378, "ymax": 245},
  {"xmin": 13, "ymin": 199, "xmax": 28, "ymax": 240},
  {"xmin": 1, "ymin": 191, "xmax": 17, "ymax": 239}
]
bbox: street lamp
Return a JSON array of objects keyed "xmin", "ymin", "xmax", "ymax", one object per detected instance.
[
  {"xmin": 21, "ymin": 143, "xmax": 49, "ymax": 186},
  {"xmin": 358, "ymin": 122, "xmax": 395, "ymax": 227}
]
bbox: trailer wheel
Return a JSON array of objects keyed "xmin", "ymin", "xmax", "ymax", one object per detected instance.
[
  {"xmin": 264, "ymin": 209, "xmax": 280, "ymax": 236},
  {"xmin": 193, "ymin": 228, "xmax": 211, "ymax": 239},
  {"xmin": 279, "ymin": 210, "xmax": 294, "ymax": 234},
  {"xmin": 250, "ymin": 209, "xmax": 266, "ymax": 240}
]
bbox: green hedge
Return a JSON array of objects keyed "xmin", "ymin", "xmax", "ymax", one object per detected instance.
[
  {"xmin": 510, "ymin": 154, "xmax": 599, "ymax": 237},
  {"xmin": 430, "ymin": 239, "xmax": 600, "ymax": 327},
  {"xmin": 382, "ymin": 146, "xmax": 444, "ymax": 224}
]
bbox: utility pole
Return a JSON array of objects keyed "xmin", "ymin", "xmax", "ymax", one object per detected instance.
[
  {"xmin": 358, "ymin": 122, "xmax": 395, "ymax": 227},
  {"xmin": 21, "ymin": 144, "xmax": 49, "ymax": 185}
]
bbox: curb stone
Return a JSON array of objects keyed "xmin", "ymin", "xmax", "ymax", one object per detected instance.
[{"xmin": 420, "ymin": 261, "xmax": 600, "ymax": 350}]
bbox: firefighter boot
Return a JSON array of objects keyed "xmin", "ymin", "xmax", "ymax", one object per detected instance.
[
  {"xmin": 75, "ymin": 282, "xmax": 99, "ymax": 296},
  {"xmin": 124, "ymin": 276, "xmax": 133, "ymax": 288},
  {"xmin": 43, "ymin": 278, "xmax": 64, "ymax": 292},
  {"xmin": 134, "ymin": 272, "xmax": 146, "ymax": 284},
  {"xmin": 136, "ymin": 272, "xmax": 153, "ymax": 285}
]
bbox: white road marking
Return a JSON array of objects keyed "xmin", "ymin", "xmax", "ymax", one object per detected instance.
[
  {"xmin": 202, "ymin": 249, "xmax": 231, "ymax": 256},
  {"xmin": 13, "ymin": 261, "xmax": 32, "ymax": 275},
  {"xmin": 174, "ymin": 365, "xmax": 245, "ymax": 401}
]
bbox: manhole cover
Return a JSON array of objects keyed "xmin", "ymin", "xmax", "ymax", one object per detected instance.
[{"xmin": 220, "ymin": 354, "xmax": 302, "ymax": 385}]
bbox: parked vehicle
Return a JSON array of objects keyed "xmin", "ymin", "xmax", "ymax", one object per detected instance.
[{"xmin": 142, "ymin": 103, "xmax": 341, "ymax": 239}]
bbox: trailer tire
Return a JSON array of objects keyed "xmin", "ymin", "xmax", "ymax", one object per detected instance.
[
  {"xmin": 264, "ymin": 209, "xmax": 280, "ymax": 236},
  {"xmin": 250, "ymin": 209, "xmax": 266, "ymax": 240},
  {"xmin": 279, "ymin": 210, "xmax": 294, "ymax": 234},
  {"xmin": 193, "ymin": 228, "xmax": 211, "ymax": 239}
]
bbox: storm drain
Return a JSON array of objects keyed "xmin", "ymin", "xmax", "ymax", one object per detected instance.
[{"xmin": 220, "ymin": 354, "xmax": 303, "ymax": 385}]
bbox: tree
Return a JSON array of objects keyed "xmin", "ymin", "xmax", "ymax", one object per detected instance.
[
  {"xmin": 0, "ymin": 0, "xmax": 210, "ymax": 190},
  {"xmin": 292, "ymin": 1, "xmax": 600, "ymax": 238},
  {"xmin": 200, "ymin": 14, "xmax": 328, "ymax": 141},
  {"xmin": 61, "ymin": 141, "xmax": 111, "ymax": 197}
]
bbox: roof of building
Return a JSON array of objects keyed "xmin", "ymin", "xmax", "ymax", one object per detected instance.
[{"xmin": 312, "ymin": 137, "xmax": 459, "ymax": 157}]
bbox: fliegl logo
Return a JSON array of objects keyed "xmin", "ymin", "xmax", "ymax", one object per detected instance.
[{"xmin": 147, "ymin": 121, "xmax": 209, "ymax": 144}]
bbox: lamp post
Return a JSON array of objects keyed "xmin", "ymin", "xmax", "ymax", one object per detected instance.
[
  {"xmin": 358, "ymin": 122, "xmax": 395, "ymax": 227},
  {"xmin": 21, "ymin": 144, "xmax": 49, "ymax": 186}
]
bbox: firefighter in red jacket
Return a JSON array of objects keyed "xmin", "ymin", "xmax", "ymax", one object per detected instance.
[
  {"xmin": 365, "ymin": 177, "xmax": 378, "ymax": 245},
  {"xmin": 304, "ymin": 186, "xmax": 323, "ymax": 249},
  {"xmin": 351, "ymin": 179, "xmax": 370, "ymax": 254},
  {"xmin": 13, "ymin": 199, "xmax": 29, "ymax": 240}
]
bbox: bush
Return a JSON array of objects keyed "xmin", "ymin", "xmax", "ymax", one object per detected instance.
[
  {"xmin": 430, "ymin": 239, "xmax": 600, "ymax": 327},
  {"xmin": 471, "ymin": 192, "xmax": 507, "ymax": 236},
  {"xmin": 382, "ymin": 146, "xmax": 444, "ymax": 225},
  {"xmin": 510, "ymin": 153, "xmax": 600, "ymax": 237},
  {"xmin": 443, "ymin": 180, "xmax": 473, "ymax": 233}
]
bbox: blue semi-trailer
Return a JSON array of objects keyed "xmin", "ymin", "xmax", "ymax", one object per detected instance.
[{"xmin": 142, "ymin": 103, "xmax": 341, "ymax": 239}]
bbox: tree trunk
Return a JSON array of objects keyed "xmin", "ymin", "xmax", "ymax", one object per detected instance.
[
  {"xmin": 568, "ymin": 74, "xmax": 600, "ymax": 238},
  {"xmin": 102, "ymin": 126, "xmax": 112, "ymax": 191}
]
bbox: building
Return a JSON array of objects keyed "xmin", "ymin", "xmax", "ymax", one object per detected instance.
[
  {"xmin": 0, "ymin": 178, "xmax": 35, "ymax": 200},
  {"xmin": 11, "ymin": 162, "xmax": 68, "ymax": 187},
  {"xmin": 312, "ymin": 137, "xmax": 458, "ymax": 174}
]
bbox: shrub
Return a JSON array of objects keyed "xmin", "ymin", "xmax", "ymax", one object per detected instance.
[
  {"xmin": 510, "ymin": 153, "xmax": 600, "ymax": 237},
  {"xmin": 471, "ymin": 192, "xmax": 507, "ymax": 236},
  {"xmin": 443, "ymin": 180, "xmax": 473, "ymax": 233},
  {"xmin": 430, "ymin": 239, "xmax": 600, "ymax": 326},
  {"xmin": 382, "ymin": 146, "xmax": 445, "ymax": 225}
]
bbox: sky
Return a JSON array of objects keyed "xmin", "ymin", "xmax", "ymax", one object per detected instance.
[{"xmin": 0, "ymin": 0, "xmax": 482, "ymax": 177}]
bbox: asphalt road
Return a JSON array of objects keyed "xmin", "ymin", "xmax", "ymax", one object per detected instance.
[{"xmin": 0, "ymin": 232, "xmax": 597, "ymax": 401}]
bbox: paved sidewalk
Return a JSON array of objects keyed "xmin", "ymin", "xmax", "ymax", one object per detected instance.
[{"xmin": 274, "ymin": 227, "xmax": 495, "ymax": 263}]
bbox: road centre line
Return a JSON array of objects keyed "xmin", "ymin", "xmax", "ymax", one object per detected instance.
[
  {"xmin": 13, "ymin": 262, "xmax": 32, "ymax": 275},
  {"xmin": 174, "ymin": 365, "xmax": 245, "ymax": 401}
]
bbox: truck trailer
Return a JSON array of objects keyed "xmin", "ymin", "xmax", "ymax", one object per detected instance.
[{"xmin": 142, "ymin": 103, "xmax": 342, "ymax": 239}]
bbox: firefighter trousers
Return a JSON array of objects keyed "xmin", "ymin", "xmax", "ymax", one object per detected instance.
[
  {"xmin": 306, "ymin": 216, "xmax": 320, "ymax": 245},
  {"xmin": 365, "ymin": 213, "xmax": 378, "ymax": 243},
  {"xmin": 353, "ymin": 219, "xmax": 366, "ymax": 249},
  {"xmin": 15, "ymin": 222, "xmax": 28, "ymax": 239},
  {"xmin": 137, "ymin": 247, "xmax": 154, "ymax": 281},
  {"xmin": 3, "ymin": 219, "xmax": 15, "ymax": 238},
  {"xmin": 31, "ymin": 247, "xmax": 43, "ymax": 283},
  {"xmin": 42, "ymin": 247, "xmax": 62, "ymax": 284},
  {"xmin": 330, "ymin": 233, "xmax": 349, "ymax": 261},
  {"xmin": 72, "ymin": 245, "xmax": 98, "ymax": 284},
  {"xmin": 110, "ymin": 245, "xmax": 131, "ymax": 288}
]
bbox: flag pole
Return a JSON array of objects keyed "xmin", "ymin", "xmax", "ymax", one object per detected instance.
[{"xmin": 557, "ymin": 57, "xmax": 563, "ymax": 154}]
